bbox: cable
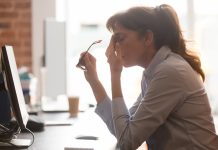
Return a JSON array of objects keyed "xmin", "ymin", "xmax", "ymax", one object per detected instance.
[
  {"xmin": 23, "ymin": 127, "xmax": 35, "ymax": 147},
  {"xmin": 0, "ymin": 123, "xmax": 17, "ymax": 142},
  {"xmin": 6, "ymin": 127, "xmax": 35, "ymax": 148},
  {"xmin": 0, "ymin": 124, "xmax": 9, "ymax": 131},
  {"xmin": 0, "ymin": 123, "xmax": 35, "ymax": 148}
]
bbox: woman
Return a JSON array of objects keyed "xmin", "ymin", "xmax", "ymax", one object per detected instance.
[{"xmin": 77, "ymin": 4, "xmax": 218, "ymax": 150}]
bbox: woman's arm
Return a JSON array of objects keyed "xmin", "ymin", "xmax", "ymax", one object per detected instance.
[
  {"xmin": 82, "ymin": 53, "xmax": 107, "ymax": 103},
  {"xmin": 88, "ymin": 78, "xmax": 107, "ymax": 103},
  {"xmin": 81, "ymin": 52, "xmax": 116, "ymax": 135},
  {"xmin": 106, "ymin": 36, "xmax": 123, "ymax": 99}
]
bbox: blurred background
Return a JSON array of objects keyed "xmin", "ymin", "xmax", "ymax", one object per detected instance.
[{"xmin": 0, "ymin": 0, "xmax": 217, "ymax": 126}]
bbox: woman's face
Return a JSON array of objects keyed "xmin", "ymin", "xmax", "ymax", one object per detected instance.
[{"xmin": 113, "ymin": 24, "xmax": 153, "ymax": 68}]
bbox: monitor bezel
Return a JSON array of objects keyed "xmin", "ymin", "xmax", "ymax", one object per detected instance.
[{"xmin": 0, "ymin": 45, "xmax": 29, "ymax": 130}]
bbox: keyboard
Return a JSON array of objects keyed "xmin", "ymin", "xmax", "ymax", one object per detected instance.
[{"xmin": 41, "ymin": 96, "xmax": 69, "ymax": 113}]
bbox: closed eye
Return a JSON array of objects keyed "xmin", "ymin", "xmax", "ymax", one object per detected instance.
[
  {"xmin": 117, "ymin": 37, "xmax": 125, "ymax": 42},
  {"xmin": 114, "ymin": 34, "xmax": 126, "ymax": 43}
]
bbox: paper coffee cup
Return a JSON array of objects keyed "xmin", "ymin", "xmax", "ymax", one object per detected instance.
[{"xmin": 68, "ymin": 96, "xmax": 79, "ymax": 117}]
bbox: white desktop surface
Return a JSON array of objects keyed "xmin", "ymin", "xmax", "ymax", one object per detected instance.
[
  {"xmin": 64, "ymin": 110, "xmax": 117, "ymax": 150},
  {"xmin": 17, "ymin": 109, "xmax": 117, "ymax": 150}
]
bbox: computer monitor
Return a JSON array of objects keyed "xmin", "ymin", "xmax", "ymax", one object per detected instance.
[
  {"xmin": 0, "ymin": 45, "xmax": 29, "ymax": 129},
  {"xmin": 0, "ymin": 45, "xmax": 32, "ymax": 147}
]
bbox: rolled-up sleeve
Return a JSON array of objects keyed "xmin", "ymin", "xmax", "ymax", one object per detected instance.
[{"xmin": 95, "ymin": 96, "xmax": 115, "ymax": 135}]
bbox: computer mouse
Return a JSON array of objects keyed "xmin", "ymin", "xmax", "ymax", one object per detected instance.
[
  {"xmin": 75, "ymin": 135, "xmax": 98, "ymax": 140},
  {"xmin": 26, "ymin": 115, "xmax": 45, "ymax": 132}
]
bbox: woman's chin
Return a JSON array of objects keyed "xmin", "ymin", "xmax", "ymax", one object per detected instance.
[
  {"xmin": 122, "ymin": 59, "xmax": 135, "ymax": 67},
  {"xmin": 122, "ymin": 62, "xmax": 134, "ymax": 68}
]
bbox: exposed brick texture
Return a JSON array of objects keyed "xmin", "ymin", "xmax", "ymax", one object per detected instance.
[{"xmin": 0, "ymin": 0, "xmax": 32, "ymax": 71}]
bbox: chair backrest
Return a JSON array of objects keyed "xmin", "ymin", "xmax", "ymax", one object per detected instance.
[{"xmin": 0, "ymin": 73, "xmax": 11, "ymax": 123}]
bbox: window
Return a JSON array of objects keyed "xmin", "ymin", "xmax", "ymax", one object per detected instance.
[{"xmin": 193, "ymin": 0, "xmax": 218, "ymax": 114}]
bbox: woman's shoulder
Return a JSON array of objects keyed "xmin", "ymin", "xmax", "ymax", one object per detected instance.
[
  {"xmin": 154, "ymin": 54, "xmax": 193, "ymax": 79},
  {"xmin": 154, "ymin": 54, "xmax": 202, "ymax": 87}
]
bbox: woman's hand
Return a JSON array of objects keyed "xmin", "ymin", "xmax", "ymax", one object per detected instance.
[
  {"xmin": 81, "ymin": 52, "xmax": 99, "ymax": 84},
  {"xmin": 79, "ymin": 52, "xmax": 107, "ymax": 103},
  {"xmin": 106, "ymin": 36, "xmax": 123, "ymax": 99},
  {"xmin": 106, "ymin": 36, "xmax": 123, "ymax": 75}
]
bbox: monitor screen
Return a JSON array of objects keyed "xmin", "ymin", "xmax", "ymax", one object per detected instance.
[{"xmin": 0, "ymin": 45, "xmax": 29, "ymax": 130}]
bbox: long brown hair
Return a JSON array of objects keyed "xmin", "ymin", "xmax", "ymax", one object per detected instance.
[{"xmin": 106, "ymin": 4, "xmax": 205, "ymax": 81}]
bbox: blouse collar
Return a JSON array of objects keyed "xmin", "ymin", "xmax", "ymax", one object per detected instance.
[{"xmin": 143, "ymin": 46, "xmax": 172, "ymax": 80}]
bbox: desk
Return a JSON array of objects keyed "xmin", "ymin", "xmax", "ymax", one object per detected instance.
[{"xmin": 12, "ymin": 109, "xmax": 117, "ymax": 150}]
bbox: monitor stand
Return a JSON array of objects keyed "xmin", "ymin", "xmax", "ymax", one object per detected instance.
[{"xmin": 0, "ymin": 138, "xmax": 32, "ymax": 148}]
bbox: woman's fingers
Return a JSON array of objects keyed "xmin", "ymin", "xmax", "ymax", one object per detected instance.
[
  {"xmin": 105, "ymin": 35, "xmax": 115, "ymax": 57},
  {"xmin": 83, "ymin": 53, "xmax": 96, "ymax": 70}
]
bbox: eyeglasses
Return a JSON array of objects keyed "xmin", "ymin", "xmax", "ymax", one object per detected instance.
[{"xmin": 76, "ymin": 40, "xmax": 102, "ymax": 70}]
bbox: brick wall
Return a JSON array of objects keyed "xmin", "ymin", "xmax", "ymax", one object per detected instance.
[{"xmin": 0, "ymin": 0, "xmax": 32, "ymax": 71}]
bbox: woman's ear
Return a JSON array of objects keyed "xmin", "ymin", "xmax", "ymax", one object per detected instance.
[{"xmin": 144, "ymin": 30, "xmax": 154, "ymax": 46}]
